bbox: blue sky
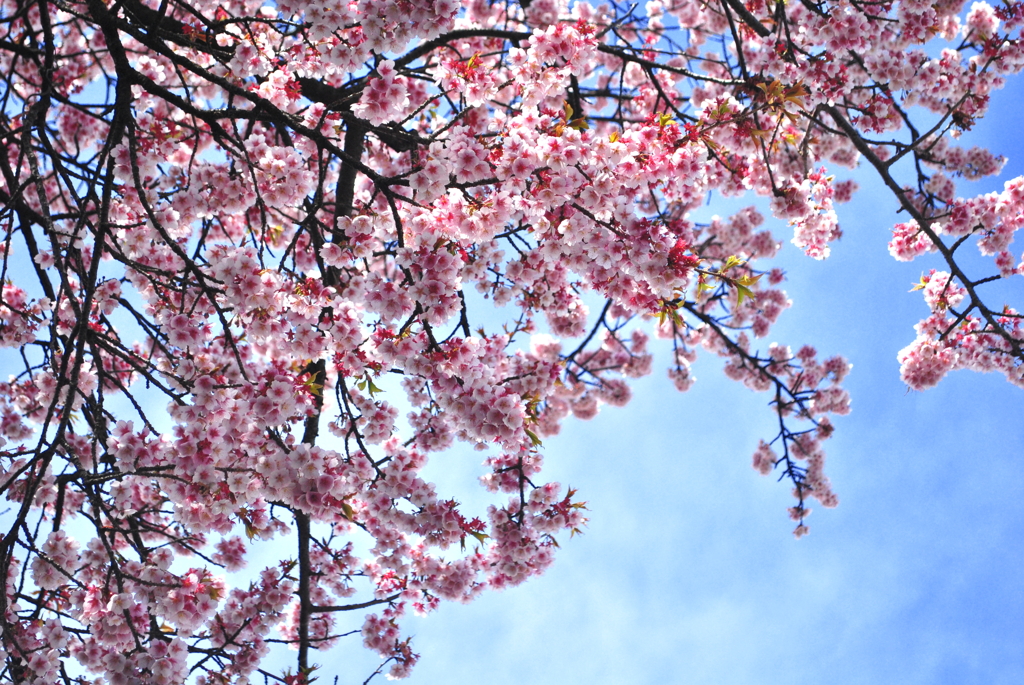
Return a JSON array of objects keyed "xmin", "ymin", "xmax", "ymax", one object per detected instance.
[{"xmin": 316, "ymin": 51, "xmax": 1024, "ymax": 685}]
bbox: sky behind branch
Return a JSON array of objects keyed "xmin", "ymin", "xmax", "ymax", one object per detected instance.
[{"xmin": 337, "ymin": 57, "xmax": 1024, "ymax": 685}]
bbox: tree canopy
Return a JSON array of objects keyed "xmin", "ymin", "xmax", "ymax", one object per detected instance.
[{"xmin": 0, "ymin": 0, "xmax": 1021, "ymax": 682}]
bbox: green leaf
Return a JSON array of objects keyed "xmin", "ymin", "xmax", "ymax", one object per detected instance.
[
  {"xmin": 722, "ymin": 254, "xmax": 744, "ymax": 272},
  {"xmin": 735, "ymin": 283, "xmax": 755, "ymax": 307},
  {"xmin": 301, "ymin": 375, "xmax": 323, "ymax": 397},
  {"xmin": 525, "ymin": 428, "xmax": 543, "ymax": 447},
  {"xmin": 735, "ymin": 273, "xmax": 764, "ymax": 288}
]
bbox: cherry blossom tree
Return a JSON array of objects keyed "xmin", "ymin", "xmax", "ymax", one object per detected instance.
[{"xmin": 0, "ymin": 0, "xmax": 1021, "ymax": 681}]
